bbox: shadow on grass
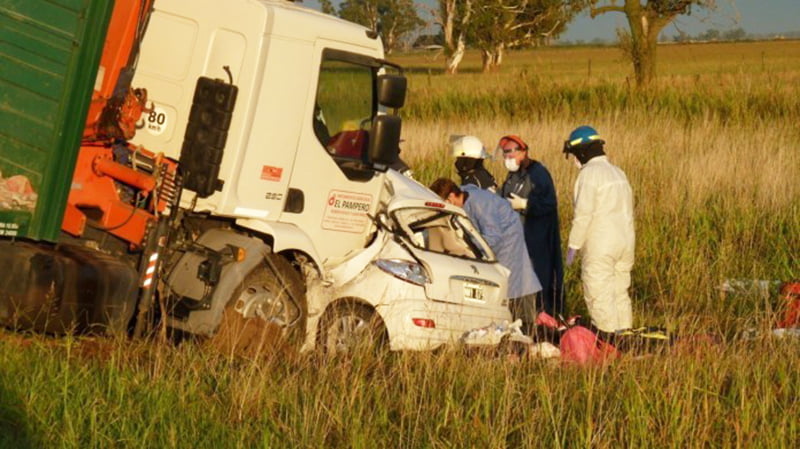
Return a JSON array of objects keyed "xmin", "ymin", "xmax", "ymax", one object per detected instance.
[{"xmin": 0, "ymin": 382, "xmax": 37, "ymax": 448}]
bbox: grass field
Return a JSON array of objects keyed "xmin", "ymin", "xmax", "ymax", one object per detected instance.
[
  {"xmin": 393, "ymin": 40, "xmax": 800, "ymax": 123},
  {"xmin": 1, "ymin": 41, "xmax": 798, "ymax": 448},
  {"xmin": 397, "ymin": 41, "xmax": 798, "ymax": 330}
]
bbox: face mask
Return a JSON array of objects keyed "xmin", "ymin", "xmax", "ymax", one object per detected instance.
[{"xmin": 504, "ymin": 157, "xmax": 520, "ymax": 172}]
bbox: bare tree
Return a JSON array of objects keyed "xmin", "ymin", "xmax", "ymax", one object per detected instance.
[
  {"xmin": 467, "ymin": 0, "xmax": 573, "ymax": 72},
  {"xmin": 579, "ymin": 0, "xmax": 721, "ymax": 86},
  {"xmin": 436, "ymin": 0, "xmax": 474, "ymax": 74}
]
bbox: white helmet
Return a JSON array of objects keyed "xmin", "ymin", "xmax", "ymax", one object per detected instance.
[{"xmin": 450, "ymin": 135, "xmax": 491, "ymax": 159}]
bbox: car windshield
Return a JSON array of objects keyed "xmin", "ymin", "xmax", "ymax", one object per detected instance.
[{"xmin": 392, "ymin": 208, "xmax": 494, "ymax": 262}]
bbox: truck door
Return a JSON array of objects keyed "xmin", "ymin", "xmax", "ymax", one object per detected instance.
[{"xmin": 278, "ymin": 47, "xmax": 386, "ymax": 264}]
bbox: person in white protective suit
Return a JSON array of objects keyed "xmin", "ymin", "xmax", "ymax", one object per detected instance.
[{"xmin": 562, "ymin": 126, "xmax": 635, "ymax": 333}]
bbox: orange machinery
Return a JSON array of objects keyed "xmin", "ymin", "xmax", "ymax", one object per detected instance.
[{"xmin": 62, "ymin": 0, "xmax": 178, "ymax": 248}]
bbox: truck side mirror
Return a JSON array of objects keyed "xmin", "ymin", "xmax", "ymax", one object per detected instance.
[
  {"xmin": 377, "ymin": 74, "xmax": 406, "ymax": 109},
  {"xmin": 368, "ymin": 115, "xmax": 401, "ymax": 167}
]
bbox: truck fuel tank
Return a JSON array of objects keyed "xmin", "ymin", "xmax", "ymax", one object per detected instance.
[{"xmin": 0, "ymin": 241, "xmax": 139, "ymax": 335}]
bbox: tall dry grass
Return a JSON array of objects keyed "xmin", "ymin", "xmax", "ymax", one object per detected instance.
[
  {"xmin": 397, "ymin": 41, "xmax": 799, "ymax": 335},
  {"xmin": 402, "ymin": 114, "xmax": 798, "ymax": 334}
]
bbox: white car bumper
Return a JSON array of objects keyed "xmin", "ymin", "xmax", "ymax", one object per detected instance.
[{"xmin": 377, "ymin": 296, "xmax": 512, "ymax": 351}]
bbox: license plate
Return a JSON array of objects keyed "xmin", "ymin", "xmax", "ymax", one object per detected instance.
[{"xmin": 463, "ymin": 282, "xmax": 484, "ymax": 301}]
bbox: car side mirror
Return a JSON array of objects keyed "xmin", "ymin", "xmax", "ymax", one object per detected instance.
[{"xmin": 377, "ymin": 74, "xmax": 406, "ymax": 109}]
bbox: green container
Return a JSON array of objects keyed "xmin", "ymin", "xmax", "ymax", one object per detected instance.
[{"xmin": 0, "ymin": 0, "xmax": 114, "ymax": 241}]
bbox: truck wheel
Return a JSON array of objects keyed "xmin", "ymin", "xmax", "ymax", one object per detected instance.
[
  {"xmin": 210, "ymin": 254, "xmax": 306, "ymax": 358},
  {"xmin": 318, "ymin": 302, "xmax": 387, "ymax": 355}
]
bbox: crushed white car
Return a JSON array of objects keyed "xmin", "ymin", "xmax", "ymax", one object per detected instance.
[{"xmin": 304, "ymin": 170, "xmax": 513, "ymax": 352}]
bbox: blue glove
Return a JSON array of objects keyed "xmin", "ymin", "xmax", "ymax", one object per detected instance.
[{"xmin": 566, "ymin": 247, "xmax": 577, "ymax": 266}]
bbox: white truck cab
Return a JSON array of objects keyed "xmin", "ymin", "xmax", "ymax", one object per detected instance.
[
  {"xmin": 132, "ymin": 0, "xmax": 398, "ymax": 266},
  {"xmin": 128, "ymin": 0, "xmax": 511, "ymax": 351}
]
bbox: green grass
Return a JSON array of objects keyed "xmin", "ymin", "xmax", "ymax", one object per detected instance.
[
  {"xmin": 1, "ymin": 334, "xmax": 799, "ymax": 448},
  {"xmin": 1, "ymin": 40, "xmax": 799, "ymax": 448}
]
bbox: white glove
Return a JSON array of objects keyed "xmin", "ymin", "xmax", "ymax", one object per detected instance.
[{"xmin": 508, "ymin": 192, "xmax": 527, "ymax": 211}]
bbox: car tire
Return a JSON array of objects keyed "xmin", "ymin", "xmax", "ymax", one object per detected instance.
[{"xmin": 318, "ymin": 302, "xmax": 387, "ymax": 355}]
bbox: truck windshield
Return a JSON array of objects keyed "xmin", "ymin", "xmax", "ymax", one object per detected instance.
[
  {"xmin": 392, "ymin": 208, "xmax": 494, "ymax": 262},
  {"xmin": 313, "ymin": 55, "xmax": 374, "ymax": 162}
]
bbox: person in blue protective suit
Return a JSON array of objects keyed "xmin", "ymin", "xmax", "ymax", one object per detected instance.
[
  {"xmin": 497, "ymin": 135, "xmax": 564, "ymax": 318},
  {"xmin": 430, "ymin": 177, "xmax": 542, "ymax": 334},
  {"xmin": 563, "ymin": 126, "xmax": 635, "ymax": 333}
]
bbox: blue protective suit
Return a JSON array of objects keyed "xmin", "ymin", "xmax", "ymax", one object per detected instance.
[
  {"xmin": 499, "ymin": 159, "xmax": 564, "ymax": 316},
  {"xmin": 461, "ymin": 184, "xmax": 542, "ymax": 299}
]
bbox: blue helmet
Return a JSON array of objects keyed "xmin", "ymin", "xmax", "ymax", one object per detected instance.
[
  {"xmin": 563, "ymin": 125, "xmax": 604, "ymax": 157},
  {"xmin": 568, "ymin": 126, "xmax": 604, "ymax": 147},
  {"xmin": 563, "ymin": 125, "xmax": 606, "ymax": 162}
]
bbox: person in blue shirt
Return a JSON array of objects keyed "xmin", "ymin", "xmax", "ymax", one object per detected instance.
[
  {"xmin": 497, "ymin": 134, "xmax": 565, "ymax": 319},
  {"xmin": 430, "ymin": 177, "xmax": 542, "ymax": 334}
]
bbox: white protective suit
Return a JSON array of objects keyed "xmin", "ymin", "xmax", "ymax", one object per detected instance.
[{"xmin": 567, "ymin": 156, "xmax": 635, "ymax": 332}]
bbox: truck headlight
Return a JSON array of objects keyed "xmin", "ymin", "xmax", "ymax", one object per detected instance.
[{"xmin": 374, "ymin": 259, "xmax": 429, "ymax": 286}]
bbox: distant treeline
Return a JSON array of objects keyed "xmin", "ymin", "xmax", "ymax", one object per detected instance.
[{"xmin": 555, "ymin": 28, "xmax": 800, "ymax": 47}]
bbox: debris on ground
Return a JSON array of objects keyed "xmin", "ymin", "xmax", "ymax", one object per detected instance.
[
  {"xmin": 717, "ymin": 278, "xmax": 783, "ymax": 300},
  {"xmin": 721, "ymin": 278, "xmax": 800, "ymax": 335},
  {"xmin": 461, "ymin": 319, "xmax": 532, "ymax": 347},
  {"xmin": 530, "ymin": 312, "xmax": 678, "ymax": 364}
]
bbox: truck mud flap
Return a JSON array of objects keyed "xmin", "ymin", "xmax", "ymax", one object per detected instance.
[{"xmin": 0, "ymin": 240, "xmax": 138, "ymax": 335}]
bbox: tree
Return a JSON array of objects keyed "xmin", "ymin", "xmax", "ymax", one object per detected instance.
[
  {"xmin": 466, "ymin": 0, "xmax": 574, "ymax": 72},
  {"xmin": 338, "ymin": 0, "xmax": 424, "ymax": 54},
  {"xmin": 437, "ymin": 0, "xmax": 474, "ymax": 73},
  {"xmin": 698, "ymin": 27, "xmax": 720, "ymax": 40},
  {"xmin": 319, "ymin": 0, "xmax": 336, "ymax": 14},
  {"xmin": 579, "ymin": 1, "xmax": 720, "ymax": 87},
  {"xmin": 722, "ymin": 26, "xmax": 746, "ymax": 41}
]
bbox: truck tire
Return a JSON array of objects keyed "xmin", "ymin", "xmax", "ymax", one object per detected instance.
[
  {"xmin": 209, "ymin": 254, "xmax": 306, "ymax": 358},
  {"xmin": 318, "ymin": 302, "xmax": 387, "ymax": 355}
]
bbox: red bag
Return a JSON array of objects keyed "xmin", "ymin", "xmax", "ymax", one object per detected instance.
[
  {"xmin": 534, "ymin": 311, "xmax": 621, "ymax": 364},
  {"xmin": 777, "ymin": 281, "xmax": 800, "ymax": 328},
  {"xmin": 559, "ymin": 326, "xmax": 620, "ymax": 364}
]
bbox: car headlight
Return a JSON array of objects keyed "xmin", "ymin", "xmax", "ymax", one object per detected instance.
[{"xmin": 374, "ymin": 259, "xmax": 429, "ymax": 286}]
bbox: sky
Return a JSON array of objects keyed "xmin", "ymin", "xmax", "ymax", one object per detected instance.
[
  {"xmin": 302, "ymin": 0, "xmax": 800, "ymax": 42},
  {"xmin": 560, "ymin": 0, "xmax": 800, "ymax": 42}
]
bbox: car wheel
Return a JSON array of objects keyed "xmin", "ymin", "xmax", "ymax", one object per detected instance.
[
  {"xmin": 318, "ymin": 302, "xmax": 387, "ymax": 355},
  {"xmin": 209, "ymin": 253, "xmax": 306, "ymax": 358}
]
